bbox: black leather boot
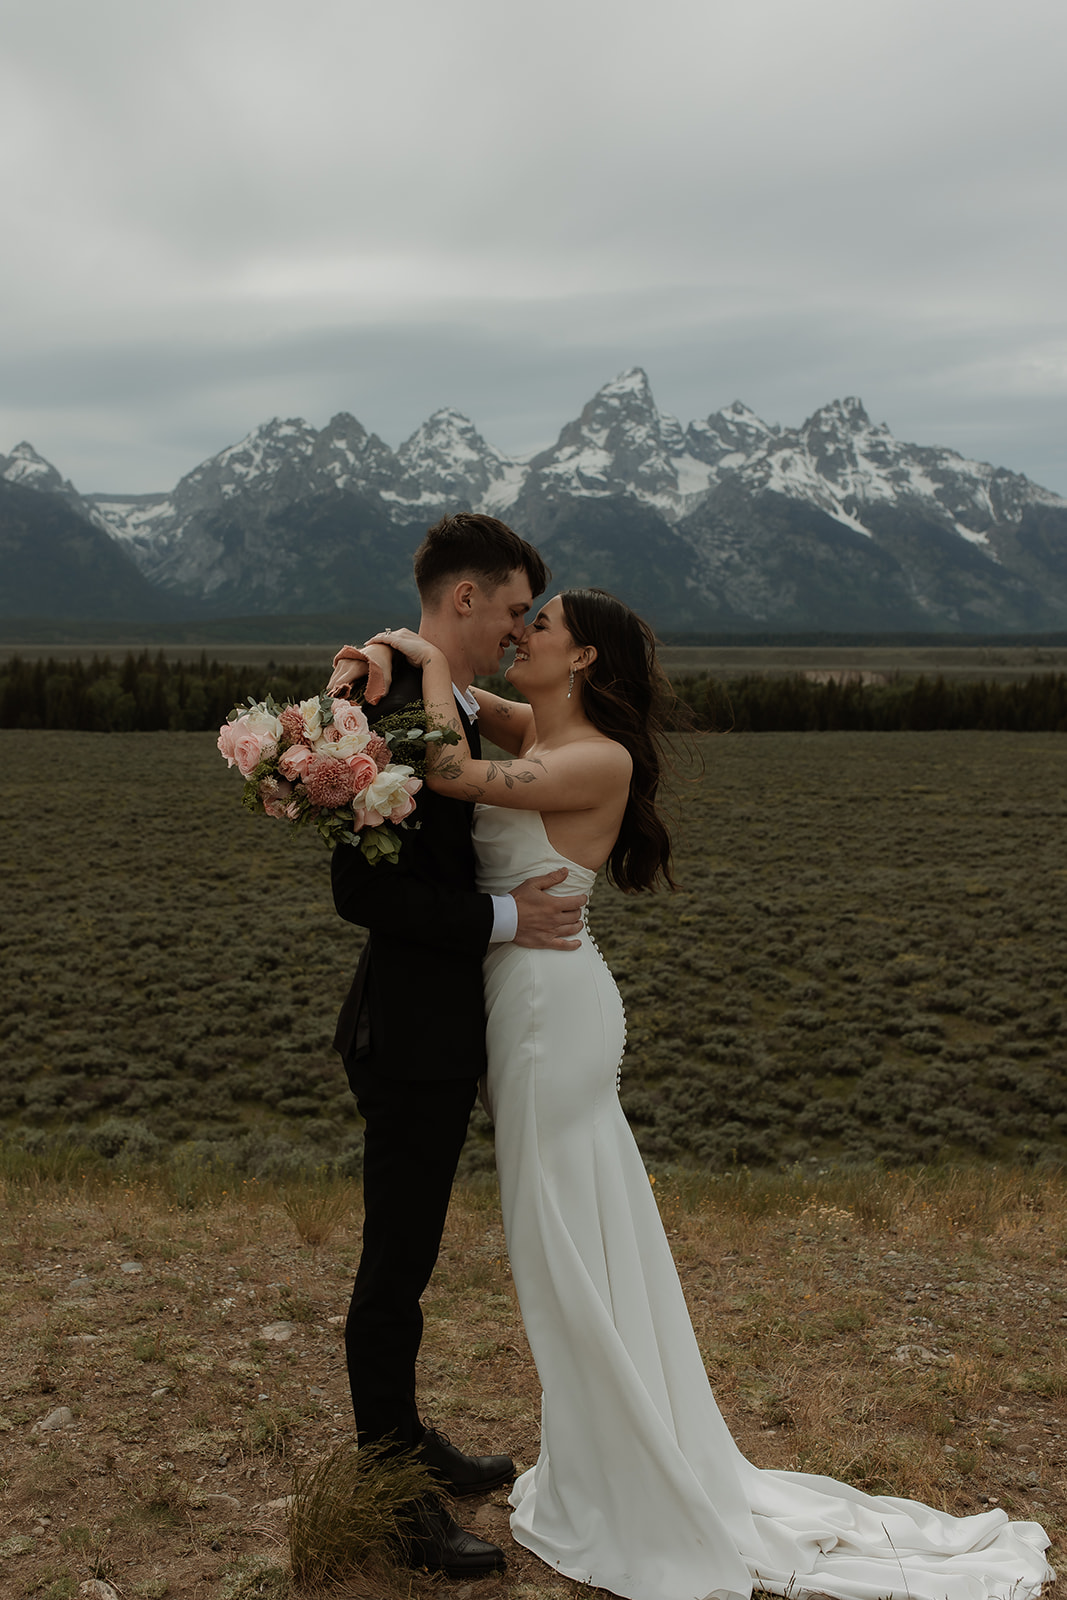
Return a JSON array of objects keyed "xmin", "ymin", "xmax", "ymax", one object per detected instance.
[
  {"xmin": 402, "ymin": 1493, "xmax": 506, "ymax": 1577},
  {"xmin": 420, "ymin": 1425, "xmax": 516, "ymax": 1497}
]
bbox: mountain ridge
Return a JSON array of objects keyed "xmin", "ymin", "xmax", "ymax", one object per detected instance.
[{"xmin": 4, "ymin": 370, "xmax": 1067, "ymax": 631}]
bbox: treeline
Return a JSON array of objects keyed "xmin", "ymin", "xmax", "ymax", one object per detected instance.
[
  {"xmin": 672, "ymin": 671, "xmax": 1067, "ymax": 733},
  {"xmin": 2, "ymin": 653, "xmax": 1067, "ymax": 733},
  {"xmin": 0, "ymin": 652, "xmax": 329, "ymax": 732}
]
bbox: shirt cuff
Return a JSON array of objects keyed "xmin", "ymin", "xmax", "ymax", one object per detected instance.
[{"xmin": 489, "ymin": 893, "xmax": 519, "ymax": 945}]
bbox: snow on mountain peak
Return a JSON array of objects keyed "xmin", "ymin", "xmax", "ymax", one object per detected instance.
[
  {"xmin": 174, "ymin": 417, "xmax": 318, "ymax": 504},
  {"xmin": 727, "ymin": 396, "xmax": 1067, "ymax": 547},
  {"xmin": 314, "ymin": 413, "xmax": 405, "ymax": 495},
  {"xmin": 687, "ymin": 402, "xmax": 779, "ymax": 468},
  {"xmin": 1, "ymin": 441, "xmax": 71, "ymax": 493},
  {"xmin": 598, "ymin": 366, "xmax": 656, "ymax": 404},
  {"xmin": 218, "ymin": 416, "xmax": 318, "ymax": 472},
  {"xmin": 400, "ymin": 407, "xmax": 493, "ymax": 467},
  {"xmin": 396, "ymin": 407, "xmax": 514, "ymax": 504},
  {"xmin": 809, "ymin": 396, "xmax": 873, "ymax": 430},
  {"xmin": 525, "ymin": 368, "xmax": 712, "ymax": 510}
]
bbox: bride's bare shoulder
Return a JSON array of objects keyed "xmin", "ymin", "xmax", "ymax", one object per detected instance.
[
  {"xmin": 574, "ymin": 731, "xmax": 633, "ymax": 778},
  {"xmin": 521, "ymin": 729, "xmax": 633, "ymax": 785}
]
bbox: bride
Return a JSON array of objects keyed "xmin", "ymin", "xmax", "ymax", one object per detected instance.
[{"xmin": 365, "ymin": 590, "xmax": 1052, "ymax": 1600}]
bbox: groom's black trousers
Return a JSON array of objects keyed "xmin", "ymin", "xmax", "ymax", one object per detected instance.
[{"xmin": 345, "ymin": 1066, "xmax": 479, "ymax": 1447}]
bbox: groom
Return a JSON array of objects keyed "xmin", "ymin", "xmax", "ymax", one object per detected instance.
[{"xmin": 327, "ymin": 513, "xmax": 586, "ymax": 1577}]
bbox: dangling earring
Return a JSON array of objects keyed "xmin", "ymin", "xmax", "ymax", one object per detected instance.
[{"xmin": 567, "ymin": 667, "xmax": 575, "ymax": 700}]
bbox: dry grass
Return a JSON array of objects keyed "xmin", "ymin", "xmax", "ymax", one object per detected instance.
[
  {"xmin": 288, "ymin": 1437, "xmax": 436, "ymax": 1593},
  {"xmin": 281, "ymin": 1176, "xmax": 352, "ymax": 1249},
  {"xmin": 0, "ymin": 1162, "xmax": 1061, "ymax": 1599}
]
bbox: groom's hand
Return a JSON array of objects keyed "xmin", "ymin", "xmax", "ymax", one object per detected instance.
[{"xmin": 511, "ymin": 869, "xmax": 587, "ymax": 951}]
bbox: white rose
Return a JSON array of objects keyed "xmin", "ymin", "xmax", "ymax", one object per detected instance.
[
  {"xmin": 297, "ymin": 697, "xmax": 325, "ymax": 743},
  {"xmin": 362, "ymin": 765, "xmax": 416, "ymax": 817},
  {"xmin": 328, "ymin": 729, "xmax": 372, "ymax": 761},
  {"xmin": 243, "ymin": 707, "xmax": 283, "ymax": 743}
]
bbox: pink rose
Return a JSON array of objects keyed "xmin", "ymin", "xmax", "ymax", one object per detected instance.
[
  {"xmin": 218, "ymin": 709, "xmax": 282, "ymax": 776},
  {"xmin": 345, "ymin": 752, "xmax": 379, "ymax": 798},
  {"xmin": 232, "ymin": 727, "xmax": 278, "ymax": 777},
  {"xmin": 330, "ymin": 698, "xmax": 370, "ymax": 738},
  {"xmin": 217, "ymin": 720, "xmax": 242, "ymax": 766},
  {"xmin": 278, "ymin": 743, "xmax": 314, "ymax": 781}
]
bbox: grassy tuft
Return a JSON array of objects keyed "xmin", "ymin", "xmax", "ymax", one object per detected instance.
[
  {"xmin": 282, "ymin": 1174, "xmax": 351, "ymax": 1246},
  {"xmin": 287, "ymin": 1438, "xmax": 438, "ymax": 1592},
  {"xmin": 163, "ymin": 1151, "xmax": 246, "ymax": 1210},
  {"xmin": 248, "ymin": 1403, "xmax": 303, "ymax": 1458},
  {"xmin": 218, "ymin": 1555, "xmax": 290, "ymax": 1599}
]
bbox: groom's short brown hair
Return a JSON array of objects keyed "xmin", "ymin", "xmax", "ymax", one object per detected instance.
[{"xmin": 413, "ymin": 513, "xmax": 548, "ymax": 606}]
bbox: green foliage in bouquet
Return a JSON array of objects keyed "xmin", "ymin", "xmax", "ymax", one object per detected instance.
[
  {"xmin": 364, "ymin": 698, "xmax": 461, "ymax": 767},
  {"xmin": 357, "ymin": 824, "xmax": 403, "ymax": 865},
  {"xmin": 349, "ymin": 698, "xmax": 461, "ymax": 864}
]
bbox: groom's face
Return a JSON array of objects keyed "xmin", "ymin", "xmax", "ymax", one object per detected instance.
[{"xmin": 466, "ymin": 569, "xmax": 534, "ymax": 676}]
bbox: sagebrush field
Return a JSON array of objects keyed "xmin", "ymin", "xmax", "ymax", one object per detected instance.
[
  {"xmin": 1, "ymin": 729, "xmax": 1065, "ymax": 1598},
  {"xmin": 1, "ymin": 728, "xmax": 1065, "ymax": 1174}
]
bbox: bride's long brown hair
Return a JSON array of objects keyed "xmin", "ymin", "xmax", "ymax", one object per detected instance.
[{"xmin": 560, "ymin": 588, "xmax": 677, "ymax": 893}]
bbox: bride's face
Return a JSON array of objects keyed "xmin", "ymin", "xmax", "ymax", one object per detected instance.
[{"xmin": 507, "ymin": 595, "xmax": 580, "ymax": 692}]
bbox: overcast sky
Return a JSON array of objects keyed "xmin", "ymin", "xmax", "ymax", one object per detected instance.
[{"xmin": 2, "ymin": 0, "xmax": 1065, "ymax": 495}]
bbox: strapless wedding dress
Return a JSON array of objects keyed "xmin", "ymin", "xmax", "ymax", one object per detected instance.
[{"xmin": 474, "ymin": 805, "xmax": 1052, "ymax": 1600}]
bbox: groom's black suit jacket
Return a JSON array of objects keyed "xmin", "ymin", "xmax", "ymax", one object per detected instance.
[{"xmin": 331, "ymin": 660, "xmax": 494, "ymax": 1084}]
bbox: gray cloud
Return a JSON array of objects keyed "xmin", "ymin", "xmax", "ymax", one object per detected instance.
[{"xmin": 2, "ymin": 0, "xmax": 1065, "ymax": 492}]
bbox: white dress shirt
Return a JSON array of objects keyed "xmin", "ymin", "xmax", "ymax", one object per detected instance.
[{"xmin": 454, "ymin": 684, "xmax": 518, "ymax": 945}]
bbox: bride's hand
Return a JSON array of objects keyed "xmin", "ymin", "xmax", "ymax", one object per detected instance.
[
  {"xmin": 363, "ymin": 628, "xmax": 444, "ymax": 670},
  {"xmin": 325, "ymin": 643, "xmax": 393, "ymax": 705}
]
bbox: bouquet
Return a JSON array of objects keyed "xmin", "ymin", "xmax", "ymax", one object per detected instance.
[{"xmin": 217, "ymin": 693, "xmax": 457, "ymax": 864}]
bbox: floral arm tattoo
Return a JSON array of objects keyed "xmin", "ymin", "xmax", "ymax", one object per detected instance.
[
  {"xmin": 417, "ymin": 656, "xmax": 548, "ymax": 800},
  {"xmin": 485, "ymin": 760, "xmax": 541, "ymax": 789},
  {"xmin": 425, "ymin": 706, "xmax": 546, "ymax": 802}
]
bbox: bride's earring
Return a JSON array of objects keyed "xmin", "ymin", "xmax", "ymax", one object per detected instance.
[{"xmin": 567, "ymin": 667, "xmax": 575, "ymax": 700}]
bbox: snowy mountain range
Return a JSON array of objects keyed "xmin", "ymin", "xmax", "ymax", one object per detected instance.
[{"xmin": 4, "ymin": 368, "xmax": 1067, "ymax": 631}]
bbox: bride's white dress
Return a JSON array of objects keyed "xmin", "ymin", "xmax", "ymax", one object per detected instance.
[{"xmin": 474, "ymin": 805, "xmax": 1053, "ymax": 1600}]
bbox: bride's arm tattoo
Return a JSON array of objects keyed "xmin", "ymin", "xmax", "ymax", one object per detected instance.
[
  {"xmin": 431, "ymin": 752, "xmax": 487, "ymax": 800},
  {"xmin": 432, "ymin": 753, "xmax": 469, "ymax": 782},
  {"xmin": 430, "ymin": 750, "xmax": 546, "ymax": 801},
  {"xmin": 486, "ymin": 759, "xmax": 543, "ymax": 789}
]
